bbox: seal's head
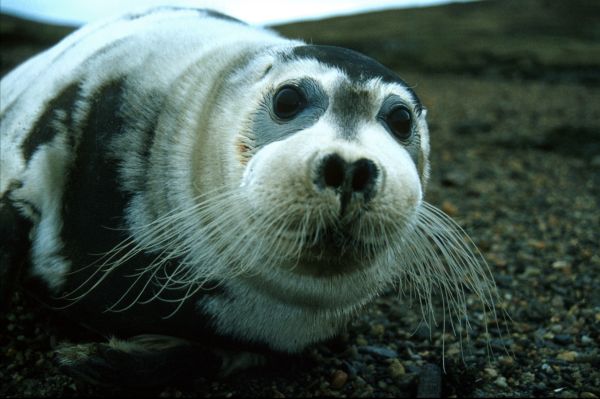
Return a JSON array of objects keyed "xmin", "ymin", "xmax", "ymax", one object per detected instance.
[
  {"xmin": 181, "ymin": 45, "xmax": 433, "ymax": 306},
  {"xmin": 233, "ymin": 45, "xmax": 428, "ymax": 276},
  {"xmin": 156, "ymin": 44, "xmax": 492, "ymax": 327}
]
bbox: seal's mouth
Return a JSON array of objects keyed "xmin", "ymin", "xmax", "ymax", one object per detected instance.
[
  {"xmin": 312, "ymin": 226, "xmax": 368, "ymax": 250},
  {"xmin": 288, "ymin": 221, "xmax": 385, "ymax": 265}
]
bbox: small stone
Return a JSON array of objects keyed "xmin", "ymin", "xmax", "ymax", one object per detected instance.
[
  {"xmin": 528, "ymin": 239, "xmax": 546, "ymax": 249},
  {"xmin": 330, "ymin": 370, "xmax": 348, "ymax": 390},
  {"xmin": 371, "ymin": 324, "xmax": 385, "ymax": 336},
  {"xmin": 494, "ymin": 376, "xmax": 508, "ymax": 388},
  {"xmin": 581, "ymin": 392, "xmax": 598, "ymax": 399},
  {"xmin": 388, "ymin": 359, "xmax": 406, "ymax": 378},
  {"xmin": 441, "ymin": 200, "xmax": 459, "ymax": 216},
  {"xmin": 581, "ymin": 335, "xmax": 593, "ymax": 345},
  {"xmin": 556, "ymin": 351, "xmax": 578, "ymax": 362},
  {"xmin": 541, "ymin": 363, "xmax": 554, "ymax": 374},
  {"xmin": 358, "ymin": 345, "xmax": 398, "ymax": 359},
  {"xmin": 552, "ymin": 260, "xmax": 570, "ymax": 269},
  {"xmin": 522, "ymin": 372, "xmax": 535, "ymax": 384},
  {"xmin": 499, "ymin": 356, "xmax": 514, "ymax": 366},
  {"xmin": 484, "ymin": 367, "xmax": 498, "ymax": 378},
  {"xmin": 553, "ymin": 334, "xmax": 572, "ymax": 345},
  {"xmin": 441, "ymin": 170, "xmax": 468, "ymax": 186},
  {"xmin": 445, "ymin": 346, "xmax": 461, "ymax": 357}
]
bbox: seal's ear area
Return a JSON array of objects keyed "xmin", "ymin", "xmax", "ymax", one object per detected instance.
[
  {"xmin": 55, "ymin": 335, "xmax": 268, "ymax": 387},
  {"xmin": 0, "ymin": 196, "xmax": 32, "ymax": 311}
]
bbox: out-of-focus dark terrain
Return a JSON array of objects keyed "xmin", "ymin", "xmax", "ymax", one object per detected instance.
[{"xmin": 1, "ymin": 0, "xmax": 599, "ymax": 397}]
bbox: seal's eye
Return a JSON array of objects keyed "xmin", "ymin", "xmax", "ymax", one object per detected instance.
[
  {"xmin": 386, "ymin": 106, "xmax": 412, "ymax": 140},
  {"xmin": 273, "ymin": 86, "xmax": 304, "ymax": 119}
]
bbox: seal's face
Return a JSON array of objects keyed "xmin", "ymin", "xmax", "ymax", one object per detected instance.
[{"xmin": 233, "ymin": 46, "xmax": 430, "ymax": 277}]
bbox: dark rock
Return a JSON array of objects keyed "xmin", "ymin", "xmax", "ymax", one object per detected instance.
[{"xmin": 357, "ymin": 345, "xmax": 398, "ymax": 359}]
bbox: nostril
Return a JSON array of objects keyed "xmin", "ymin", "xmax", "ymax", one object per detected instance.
[
  {"xmin": 351, "ymin": 158, "xmax": 378, "ymax": 193},
  {"xmin": 321, "ymin": 154, "xmax": 346, "ymax": 189}
]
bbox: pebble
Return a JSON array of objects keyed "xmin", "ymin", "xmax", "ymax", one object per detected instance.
[
  {"xmin": 521, "ymin": 372, "xmax": 535, "ymax": 384},
  {"xmin": 484, "ymin": 367, "xmax": 498, "ymax": 378},
  {"xmin": 528, "ymin": 239, "xmax": 546, "ymax": 249},
  {"xmin": 552, "ymin": 260, "xmax": 571, "ymax": 269},
  {"xmin": 499, "ymin": 356, "xmax": 514, "ymax": 367},
  {"xmin": 553, "ymin": 335, "xmax": 573, "ymax": 345},
  {"xmin": 580, "ymin": 392, "xmax": 598, "ymax": 399},
  {"xmin": 441, "ymin": 200, "xmax": 459, "ymax": 216},
  {"xmin": 541, "ymin": 363, "xmax": 552, "ymax": 373},
  {"xmin": 441, "ymin": 170, "xmax": 469, "ymax": 187},
  {"xmin": 580, "ymin": 335, "xmax": 593, "ymax": 345},
  {"xmin": 330, "ymin": 370, "xmax": 348, "ymax": 390},
  {"xmin": 370, "ymin": 324, "xmax": 385, "ymax": 336},
  {"xmin": 557, "ymin": 351, "xmax": 578, "ymax": 362},
  {"xmin": 388, "ymin": 359, "xmax": 406, "ymax": 378},
  {"xmin": 494, "ymin": 376, "xmax": 509, "ymax": 388},
  {"xmin": 358, "ymin": 345, "xmax": 398, "ymax": 359}
]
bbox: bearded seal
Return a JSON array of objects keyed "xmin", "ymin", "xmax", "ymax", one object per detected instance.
[{"xmin": 0, "ymin": 6, "xmax": 498, "ymax": 386}]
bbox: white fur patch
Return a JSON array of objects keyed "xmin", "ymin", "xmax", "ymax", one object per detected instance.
[{"xmin": 14, "ymin": 135, "xmax": 73, "ymax": 290}]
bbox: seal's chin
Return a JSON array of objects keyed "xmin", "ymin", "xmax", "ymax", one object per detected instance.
[{"xmin": 273, "ymin": 218, "xmax": 399, "ymax": 277}]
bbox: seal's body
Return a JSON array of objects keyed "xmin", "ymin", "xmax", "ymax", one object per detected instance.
[{"xmin": 0, "ymin": 7, "xmax": 496, "ymax": 385}]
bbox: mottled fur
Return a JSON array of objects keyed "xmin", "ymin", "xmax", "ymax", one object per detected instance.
[{"xmin": 0, "ymin": 7, "xmax": 497, "ymax": 385}]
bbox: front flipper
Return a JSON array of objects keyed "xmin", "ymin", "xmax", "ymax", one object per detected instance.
[{"xmin": 56, "ymin": 334, "xmax": 266, "ymax": 387}]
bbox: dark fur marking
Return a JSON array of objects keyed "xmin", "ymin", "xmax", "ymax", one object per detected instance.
[
  {"xmin": 331, "ymin": 81, "xmax": 374, "ymax": 140},
  {"xmin": 21, "ymin": 82, "xmax": 81, "ymax": 162},
  {"xmin": 203, "ymin": 9, "xmax": 246, "ymax": 24},
  {"xmin": 120, "ymin": 88, "xmax": 165, "ymax": 193},
  {"xmin": 288, "ymin": 45, "xmax": 423, "ymax": 115},
  {"xmin": 0, "ymin": 195, "xmax": 33, "ymax": 310},
  {"xmin": 54, "ymin": 79, "xmax": 231, "ymax": 346}
]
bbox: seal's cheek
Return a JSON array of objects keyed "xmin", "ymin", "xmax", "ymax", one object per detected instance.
[
  {"xmin": 239, "ymin": 123, "xmax": 339, "ymax": 214},
  {"xmin": 358, "ymin": 126, "xmax": 423, "ymax": 212}
]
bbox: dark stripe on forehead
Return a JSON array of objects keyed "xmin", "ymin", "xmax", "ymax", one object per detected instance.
[
  {"xmin": 21, "ymin": 83, "xmax": 81, "ymax": 162},
  {"xmin": 290, "ymin": 45, "xmax": 399, "ymax": 84},
  {"xmin": 288, "ymin": 45, "xmax": 423, "ymax": 115},
  {"xmin": 331, "ymin": 81, "xmax": 375, "ymax": 140}
]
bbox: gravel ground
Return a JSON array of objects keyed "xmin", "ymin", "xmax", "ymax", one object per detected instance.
[
  {"xmin": 2, "ymin": 72, "xmax": 598, "ymax": 398},
  {"xmin": 1, "ymin": 8, "xmax": 599, "ymax": 399}
]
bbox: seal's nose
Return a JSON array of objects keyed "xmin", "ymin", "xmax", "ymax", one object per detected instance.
[{"xmin": 317, "ymin": 153, "xmax": 379, "ymax": 209}]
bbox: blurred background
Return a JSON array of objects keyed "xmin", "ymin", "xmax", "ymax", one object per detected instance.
[
  {"xmin": 1, "ymin": 0, "xmax": 599, "ymax": 397},
  {"xmin": 1, "ymin": 0, "xmax": 473, "ymax": 25}
]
